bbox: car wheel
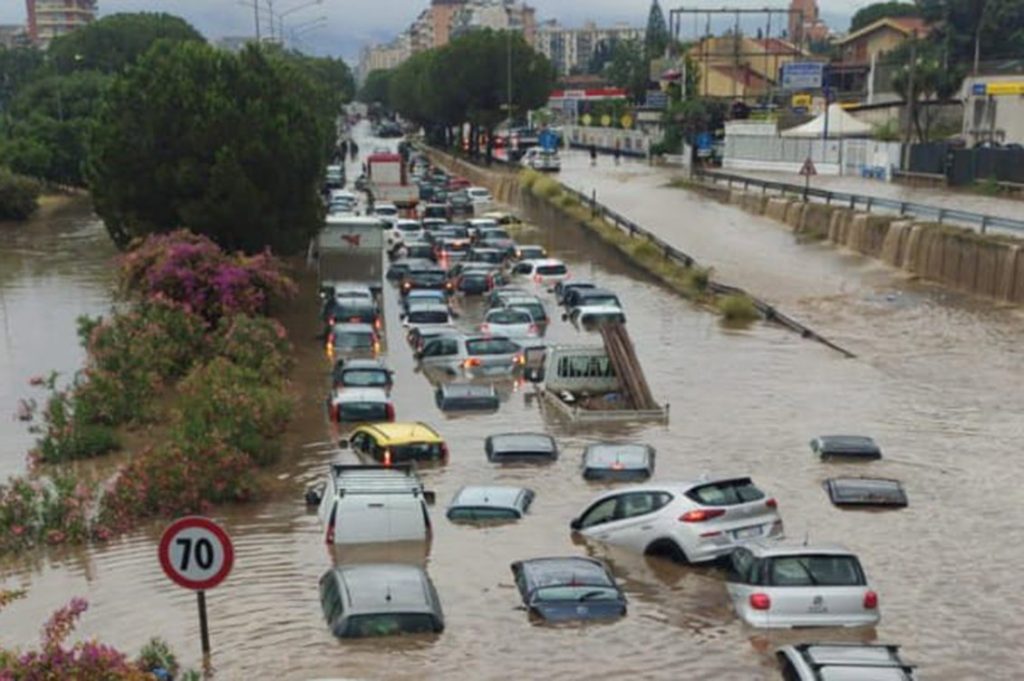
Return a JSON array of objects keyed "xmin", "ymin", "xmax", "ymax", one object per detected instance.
[{"xmin": 644, "ymin": 539, "xmax": 689, "ymax": 564}]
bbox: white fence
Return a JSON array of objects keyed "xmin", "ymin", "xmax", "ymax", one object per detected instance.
[
  {"xmin": 723, "ymin": 135, "xmax": 902, "ymax": 180},
  {"xmin": 563, "ymin": 125, "xmax": 657, "ymax": 157}
]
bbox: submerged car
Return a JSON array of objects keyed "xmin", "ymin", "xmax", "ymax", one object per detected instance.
[
  {"xmin": 570, "ymin": 476, "xmax": 783, "ymax": 564},
  {"xmin": 811, "ymin": 435, "xmax": 882, "ymax": 460},
  {"xmin": 435, "ymin": 383, "xmax": 499, "ymax": 412},
  {"xmin": 332, "ymin": 358, "xmax": 393, "ymax": 392},
  {"xmin": 511, "ymin": 557, "xmax": 626, "ymax": 622},
  {"xmin": 328, "ymin": 387, "xmax": 395, "ymax": 423},
  {"xmin": 726, "ymin": 541, "xmax": 880, "ymax": 629},
  {"xmin": 581, "ymin": 443, "xmax": 655, "ymax": 481},
  {"xmin": 775, "ymin": 643, "xmax": 916, "ymax": 680},
  {"xmin": 326, "ymin": 323, "xmax": 379, "ymax": 359},
  {"xmin": 480, "ymin": 307, "xmax": 539, "ymax": 339},
  {"xmin": 417, "ymin": 334, "xmax": 524, "ymax": 378},
  {"xmin": 447, "ymin": 486, "xmax": 534, "ymax": 523},
  {"xmin": 824, "ymin": 477, "xmax": 908, "ymax": 508},
  {"xmin": 343, "ymin": 422, "xmax": 448, "ymax": 466},
  {"xmin": 319, "ymin": 564, "xmax": 444, "ymax": 638},
  {"xmin": 485, "ymin": 433, "xmax": 558, "ymax": 463}
]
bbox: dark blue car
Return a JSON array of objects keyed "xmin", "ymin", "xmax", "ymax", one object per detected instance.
[{"xmin": 511, "ymin": 557, "xmax": 626, "ymax": 622}]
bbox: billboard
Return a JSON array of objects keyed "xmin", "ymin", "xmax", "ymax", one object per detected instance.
[{"xmin": 781, "ymin": 62, "xmax": 824, "ymax": 90}]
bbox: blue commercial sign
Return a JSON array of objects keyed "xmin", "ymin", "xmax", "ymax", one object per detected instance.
[
  {"xmin": 645, "ymin": 90, "xmax": 669, "ymax": 110},
  {"xmin": 781, "ymin": 62, "xmax": 824, "ymax": 90},
  {"xmin": 971, "ymin": 82, "xmax": 986, "ymax": 96}
]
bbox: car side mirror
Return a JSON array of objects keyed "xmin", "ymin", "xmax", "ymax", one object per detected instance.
[
  {"xmin": 423, "ymin": 490, "xmax": 436, "ymax": 505},
  {"xmin": 338, "ymin": 439, "xmax": 349, "ymax": 449},
  {"xmin": 569, "ymin": 517, "xmax": 582, "ymax": 531},
  {"xmin": 561, "ymin": 313, "xmax": 568, "ymax": 321}
]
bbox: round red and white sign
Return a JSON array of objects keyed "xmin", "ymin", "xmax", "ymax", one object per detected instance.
[{"xmin": 158, "ymin": 516, "xmax": 234, "ymax": 591}]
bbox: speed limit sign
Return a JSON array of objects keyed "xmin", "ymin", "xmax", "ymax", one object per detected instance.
[
  {"xmin": 159, "ymin": 516, "xmax": 234, "ymax": 590},
  {"xmin": 158, "ymin": 516, "xmax": 234, "ymax": 657}
]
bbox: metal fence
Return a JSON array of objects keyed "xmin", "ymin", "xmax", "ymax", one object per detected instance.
[
  {"xmin": 695, "ymin": 167, "xmax": 1024, "ymax": 235},
  {"xmin": 723, "ymin": 135, "xmax": 902, "ymax": 179}
]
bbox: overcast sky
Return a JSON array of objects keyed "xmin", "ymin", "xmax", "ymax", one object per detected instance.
[{"xmin": 1, "ymin": 1, "xmax": 861, "ymax": 60}]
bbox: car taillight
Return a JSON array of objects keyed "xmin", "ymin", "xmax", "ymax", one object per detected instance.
[
  {"xmin": 330, "ymin": 404, "xmax": 340, "ymax": 422},
  {"xmin": 480, "ymin": 323, "xmax": 491, "ymax": 333},
  {"xmin": 863, "ymin": 591, "xmax": 878, "ymax": 609},
  {"xmin": 533, "ymin": 274, "xmax": 542, "ymax": 283},
  {"xmin": 527, "ymin": 323, "xmax": 538, "ymax": 335},
  {"xmin": 385, "ymin": 402, "xmax": 395, "ymax": 421},
  {"xmin": 765, "ymin": 498, "xmax": 777, "ymax": 509},
  {"xmin": 463, "ymin": 357, "xmax": 482, "ymax": 368},
  {"xmin": 383, "ymin": 449, "xmax": 393, "ymax": 466},
  {"xmin": 514, "ymin": 353, "xmax": 526, "ymax": 366},
  {"xmin": 679, "ymin": 508, "xmax": 726, "ymax": 522},
  {"xmin": 374, "ymin": 317, "xmax": 382, "ymax": 330},
  {"xmin": 439, "ymin": 442, "xmax": 449, "ymax": 461},
  {"xmin": 328, "ymin": 315, "xmax": 336, "ymax": 326},
  {"xmin": 749, "ymin": 593, "xmax": 771, "ymax": 611}
]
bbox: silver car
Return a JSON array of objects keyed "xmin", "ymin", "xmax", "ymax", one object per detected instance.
[
  {"xmin": 319, "ymin": 563, "xmax": 444, "ymax": 638},
  {"xmin": 480, "ymin": 307, "xmax": 538, "ymax": 339},
  {"xmin": 416, "ymin": 334, "xmax": 524, "ymax": 378},
  {"xmin": 570, "ymin": 476, "xmax": 783, "ymax": 564},
  {"xmin": 775, "ymin": 643, "xmax": 916, "ymax": 680},
  {"xmin": 726, "ymin": 541, "xmax": 880, "ymax": 629},
  {"xmin": 446, "ymin": 485, "xmax": 534, "ymax": 522}
]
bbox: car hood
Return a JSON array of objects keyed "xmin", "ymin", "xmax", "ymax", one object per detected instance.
[{"xmin": 532, "ymin": 600, "xmax": 625, "ymax": 622}]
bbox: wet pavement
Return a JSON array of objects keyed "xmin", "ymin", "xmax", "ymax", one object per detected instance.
[{"xmin": 1, "ymin": 132, "xmax": 1023, "ymax": 679}]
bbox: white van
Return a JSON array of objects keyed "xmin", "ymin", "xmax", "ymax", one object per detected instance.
[{"xmin": 314, "ymin": 465, "xmax": 433, "ymax": 545}]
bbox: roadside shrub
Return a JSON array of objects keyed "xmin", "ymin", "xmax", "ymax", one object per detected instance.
[
  {"xmin": 0, "ymin": 472, "xmax": 94, "ymax": 552},
  {"xmin": 212, "ymin": 315, "xmax": 293, "ymax": 379},
  {"xmin": 717, "ymin": 293, "xmax": 761, "ymax": 322},
  {"xmin": 120, "ymin": 230, "xmax": 296, "ymax": 325},
  {"xmin": 136, "ymin": 638, "xmax": 179, "ymax": 679},
  {"xmin": 34, "ymin": 386, "xmax": 121, "ymax": 463},
  {"xmin": 518, "ymin": 168, "xmax": 540, "ymax": 190},
  {"xmin": 0, "ymin": 166, "xmax": 41, "ymax": 220},
  {"xmin": 531, "ymin": 175, "xmax": 563, "ymax": 200},
  {"xmin": 175, "ymin": 357, "xmax": 293, "ymax": 466}
]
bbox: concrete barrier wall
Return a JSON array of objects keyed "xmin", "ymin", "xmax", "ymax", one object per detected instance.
[{"xmin": 693, "ymin": 182, "xmax": 1024, "ymax": 303}]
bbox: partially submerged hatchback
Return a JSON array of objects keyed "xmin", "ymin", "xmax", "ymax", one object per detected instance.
[
  {"xmin": 775, "ymin": 643, "xmax": 916, "ymax": 680},
  {"xmin": 447, "ymin": 485, "xmax": 534, "ymax": 523},
  {"xmin": 343, "ymin": 422, "xmax": 449, "ymax": 466},
  {"xmin": 581, "ymin": 443, "xmax": 655, "ymax": 482},
  {"xmin": 332, "ymin": 358, "xmax": 393, "ymax": 392},
  {"xmin": 328, "ymin": 387, "xmax": 395, "ymax": 423},
  {"xmin": 511, "ymin": 557, "xmax": 626, "ymax": 622},
  {"xmin": 824, "ymin": 477, "xmax": 908, "ymax": 508},
  {"xmin": 417, "ymin": 334, "xmax": 524, "ymax": 378},
  {"xmin": 570, "ymin": 476, "xmax": 783, "ymax": 564},
  {"xmin": 726, "ymin": 541, "xmax": 880, "ymax": 629},
  {"xmin": 485, "ymin": 433, "xmax": 558, "ymax": 463},
  {"xmin": 511, "ymin": 258, "xmax": 570, "ymax": 285},
  {"xmin": 811, "ymin": 435, "xmax": 882, "ymax": 460},
  {"xmin": 319, "ymin": 563, "xmax": 444, "ymax": 638}
]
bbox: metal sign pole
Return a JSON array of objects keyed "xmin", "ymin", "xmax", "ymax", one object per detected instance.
[{"xmin": 197, "ymin": 590, "xmax": 211, "ymax": 657}]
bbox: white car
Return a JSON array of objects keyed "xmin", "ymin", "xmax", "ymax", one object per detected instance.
[
  {"xmin": 510, "ymin": 258, "xmax": 570, "ymax": 285},
  {"xmin": 522, "ymin": 147, "xmax": 561, "ymax": 172},
  {"xmin": 373, "ymin": 202, "xmax": 399, "ymax": 226},
  {"xmin": 480, "ymin": 307, "xmax": 538, "ymax": 339},
  {"xmin": 466, "ymin": 186, "xmax": 493, "ymax": 213},
  {"xmin": 389, "ymin": 219, "xmax": 424, "ymax": 249},
  {"xmin": 569, "ymin": 305, "xmax": 626, "ymax": 329},
  {"xmin": 402, "ymin": 303, "xmax": 456, "ymax": 335},
  {"xmin": 328, "ymin": 387, "xmax": 395, "ymax": 423},
  {"xmin": 313, "ymin": 464, "xmax": 432, "ymax": 545},
  {"xmin": 570, "ymin": 476, "xmax": 783, "ymax": 564},
  {"xmin": 726, "ymin": 542, "xmax": 880, "ymax": 629}
]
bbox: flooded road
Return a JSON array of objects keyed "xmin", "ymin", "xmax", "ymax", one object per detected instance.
[{"xmin": 2, "ymin": 136, "xmax": 1024, "ymax": 679}]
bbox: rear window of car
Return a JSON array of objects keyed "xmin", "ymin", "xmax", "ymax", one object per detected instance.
[
  {"xmin": 411, "ymin": 272, "xmax": 446, "ymax": 285},
  {"xmin": 448, "ymin": 507, "xmax": 520, "ymax": 521},
  {"xmin": 686, "ymin": 478, "xmax": 765, "ymax": 506},
  {"xmin": 537, "ymin": 264, "xmax": 567, "ymax": 276},
  {"xmin": 391, "ymin": 442, "xmax": 445, "ymax": 461},
  {"xmin": 580, "ymin": 312, "xmax": 625, "ymax": 325},
  {"xmin": 340, "ymin": 369, "xmax": 390, "ymax": 387},
  {"xmin": 466, "ymin": 339, "xmax": 520, "ymax": 356},
  {"xmin": 509, "ymin": 303, "xmax": 546, "ymax": 321},
  {"xmin": 344, "ymin": 613, "xmax": 437, "ymax": 637},
  {"xmin": 333, "ymin": 305, "xmax": 376, "ymax": 321},
  {"xmin": 488, "ymin": 309, "xmax": 531, "ymax": 324},
  {"xmin": 582, "ymin": 295, "xmax": 620, "ymax": 307},
  {"xmin": 406, "ymin": 245, "xmax": 434, "ymax": 258},
  {"xmin": 407, "ymin": 310, "xmax": 449, "ymax": 324},
  {"xmin": 337, "ymin": 402, "xmax": 388, "ymax": 422},
  {"xmin": 333, "ymin": 332, "xmax": 375, "ymax": 349},
  {"xmin": 398, "ymin": 223, "xmax": 421, "ymax": 232},
  {"xmin": 767, "ymin": 555, "xmax": 866, "ymax": 587},
  {"xmin": 533, "ymin": 586, "xmax": 618, "ymax": 602}
]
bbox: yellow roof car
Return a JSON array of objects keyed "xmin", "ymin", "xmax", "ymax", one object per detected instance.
[{"xmin": 344, "ymin": 422, "xmax": 448, "ymax": 465}]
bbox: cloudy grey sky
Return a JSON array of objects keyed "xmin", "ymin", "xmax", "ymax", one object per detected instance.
[{"xmin": 2, "ymin": 1, "xmax": 862, "ymax": 60}]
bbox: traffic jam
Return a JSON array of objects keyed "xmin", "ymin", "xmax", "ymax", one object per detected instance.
[{"xmin": 303, "ymin": 126, "xmax": 917, "ymax": 679}]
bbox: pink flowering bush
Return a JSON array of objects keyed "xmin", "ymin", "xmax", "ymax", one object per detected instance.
[
  {"xmin": 212, "ymin": 315, "xmax": 293, "ymax": 380},
  {"xmin": 120, "ymin": 230, "xmax": 296, "ymax": 325},
  {"xmin": 0, "ymin": 473, "xmax": 95, "ymax": 552},
  {"xmin": 0, "ymin": 594, "xmax": 175, "ymax": 680}
]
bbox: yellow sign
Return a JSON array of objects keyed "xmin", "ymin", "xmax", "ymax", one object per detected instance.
[
  {"xmin": 600, "ymin": 114, "xmax": 612, "ymax": 127},
  {"xmin": 791, "ymin": 93, "xmax": 812, "ymax": 108},
  {"xmin": 581, "ymin": 113, "xmax": 592, "ymax": 126},
  {"xmin": 986, "ymin": 82, "xmax": 1024, "ymax": 96},
  {"xmin": 620, "ymin": 114, "xmax": 634, "ymax": 129}
]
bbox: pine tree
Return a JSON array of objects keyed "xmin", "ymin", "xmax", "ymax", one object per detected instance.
[{"xmin": 645, "ymin": 0, "xmax": 670, "ymax": 59}]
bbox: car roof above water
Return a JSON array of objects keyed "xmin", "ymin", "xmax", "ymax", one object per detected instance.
[
  {"xmin": 583, "ymin": 443, "xmax": 653, "ymax": 468},
  {"xmin": 486, "ymin": 433, "xmax": 557, "ymax": 453},
  {"xmin": 450, "ymin": 485, "xmax": 532, "ymax": 510},
  {"xmin": 514, "ymin": 556, "xmax": 610, "ymax": 586},
  {"xmin": 333, "ymin": 564, "xmax": 435, "ymax": 614},
  {"xmin": 742, "ymin": 539, "xmax": 855, "ymax": 559}
]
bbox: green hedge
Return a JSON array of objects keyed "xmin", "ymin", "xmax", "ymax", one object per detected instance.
[{"xmin": 0, "ymin": 166, "xmax": 41, "ymax": 220}]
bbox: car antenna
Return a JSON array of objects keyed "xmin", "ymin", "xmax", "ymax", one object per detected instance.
[
  {"xmin": 386, "ymin": 584, "xmax": 392, "ymax": 602},
  {"xmin": 803, "ymin": 529, "xmax": 810, "ymax": 547}
]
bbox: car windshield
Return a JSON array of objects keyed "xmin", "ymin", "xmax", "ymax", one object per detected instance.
[
  {"xmin": 448, "ymin": 507, "xmax": 519, "ymax": 521},
  {"xmin": 768, "ymin": 555, "xmax": 865, "ymax": 587},
  {"xmin": 391, "ymin": 442, "xmax": 445, "ymax": 461},
  {"xmin": 532, "ymin": 586, "xmax": 619, "ymax": 602},
  {"xmin": 408, "ymin": 310, "xmax": 449, "ymax": 324},
  {"xmin": 337, "ymin": 402, "xmax": 388, "ymax": 421},
  {"xmin": 466, "ymin": 339, "xmax": 519, "ymax": 355},
  {"xmin": 345, "ymin": 613, "xmax": 437, "ymax": 637},
  {"xmin": 582, "ymin": 295, "xmax": 620, "ymax": 307},
  {"xmin": 341, "ymin": 370, "xmax": 389, "ymax": 387},
  {"xmin": 537, "ymin": 264, "xmax": 567, "ymax": 276},
  {"xmin": 333, "ymin": 332, "xmax": 374, "ymax": 349},
  {"xmin": 687, "ymin": 478, "xmax": 765, "ymax": 506}
]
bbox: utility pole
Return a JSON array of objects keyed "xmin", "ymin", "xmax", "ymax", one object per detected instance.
[
  {"xmin": 254, "ymin": 1, "xmax": 261, "ymax": 40},
  {"xmin": 902, "ymin": 33, "xmax": 917, "ymax": 170}
]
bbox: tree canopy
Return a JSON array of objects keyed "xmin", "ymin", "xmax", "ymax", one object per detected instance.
[
  {"xmin": 48, "ymin": 13, "xmax": 204, "ymax": 74},
  {"xmin": 919, "ymin": 0, "xmax": 1024, "ymax": 64},
  {"xmin": 358, "ymin": 69, "xmax": 394, "ymax": 107},
  {"xmin": 849, "ymin": 2, "xmax": 921, "ymax": 32},
  {"xmin": 605, "ymin": 39, "xmax": 649, "ymax": 103},
  {"xmin": 87, "ymin": 42, "xmax": 335, "ymax": 254},
  {"xmin": 645, "ymin": 0, "xmax": 670, "ymax": 60}
]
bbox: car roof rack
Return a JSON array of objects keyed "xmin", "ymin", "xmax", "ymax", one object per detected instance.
[{"xmin": 330, "ymin": 464, "xmax": 425, "ymax": 496}]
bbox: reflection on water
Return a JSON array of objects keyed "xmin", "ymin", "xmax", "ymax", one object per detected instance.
[{"xmin": 2, "ymin": 150, "xmax": 1024, "ymax": 679}]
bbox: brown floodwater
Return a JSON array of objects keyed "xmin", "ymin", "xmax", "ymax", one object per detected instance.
[{"xmin": 2, "ymin": 136, "xmax": 1024, "ymax": 680}]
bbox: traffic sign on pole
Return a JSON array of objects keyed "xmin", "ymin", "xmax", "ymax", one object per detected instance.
[
  {"xmin": 799, "ymin": 157, "xmax": 817, "ymax": 202},
  {"xmin": 159, "ymin": 516, "xmax": 234, "ymax": 659}
]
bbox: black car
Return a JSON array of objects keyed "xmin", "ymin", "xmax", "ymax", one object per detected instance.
[
  {"xmin": 563, "ymin": 287, "xmax": 622, "ymax": 311},
  {"xmin": 400, "ymin": 267, "xmax": 452, "ymax": 296},
  {"xmin": 467, "ymin": 247, "xmax": 506, "ymax": 265},
  {"xmin": 454, "ymin": 270, "xmax": 497, "ymax": 295},
  {"xmin": 322, "ymin": 299, "xmax": 380, "ymax": 335},
  {"xmin": 449, "ymin": 192, "xmax": 473, "ymax": 216},
  {"xmin": 511, "ymin": 557, "xmax": 627, "ymax": 622}
]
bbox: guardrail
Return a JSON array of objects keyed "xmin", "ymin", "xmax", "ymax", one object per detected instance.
[
  {"xmin": 695, "ymin": 167, "xmax": 1024, "ymax": 235},
  {"xmin": 559, "ymin": 183, "xmax": 857, "ymax": 359}
]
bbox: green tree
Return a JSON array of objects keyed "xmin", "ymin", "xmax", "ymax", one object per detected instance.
[
  {"xmin": 919, "ymin": 0, "xmax": 1024, "ymax": 66},
  {"xmin": 890, "ymin": 41, "xmax": 964, "ymax": 141},
  {"xmin": 606, "ymin": 38, "xmax": 649, "ymax": 103},
  {"xmin": 849, "ymin": 2, "xmax": 921, "ymax": 32},
  {"xmin": 0, "ymin": 47, "xmax": 45, "ymax": 111},
  {"xmin": 0, "ymin": 166, "xmax": 41, "ymax": 220},
  {"xmin": 359, "ymin": 69, "xmax": 394, "ymax": 107},
  {"xmin": 48, "ymin": 13, "xmax": 204, "ymax": 74},
  {"xmin": 87, "ymin": 42, "xmax": 333, "ymax": 254},
  {"xmin": 645, "ymin": 0, "xmax": 670, "ymax": 60}
]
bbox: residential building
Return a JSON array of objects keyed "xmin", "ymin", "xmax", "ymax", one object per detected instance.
[
  {"xmin": 409, "ymin": 9, "xmax": 434, "ymax": 54},
  {"xmin": 430, "ymin": 0, "xmax": 466, "ymax": 48},
  {"xmin": 836, "ymin": 17, "xmax": 928, "ymax": 66},
  {"xmin": 688, "ymin": 34, "xmax": 806, "ymax": 98},
  {"xmin": 0, "ymin": 24, "xmax": 31, "ymax": 48},
  {"xmin": 450, "ymin": 1, "xmax": 536, "ymax": 45},
  {"xmin": 535, "ymin": 21, "xmax": 643, "ymax": 76},
  {"xmin": 356, "ymin": 35, "xmax": 411, "ymax": 84},
  {"xmin": 26, "ymin": 0, "xmax": 96, "ymax": 48}
]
